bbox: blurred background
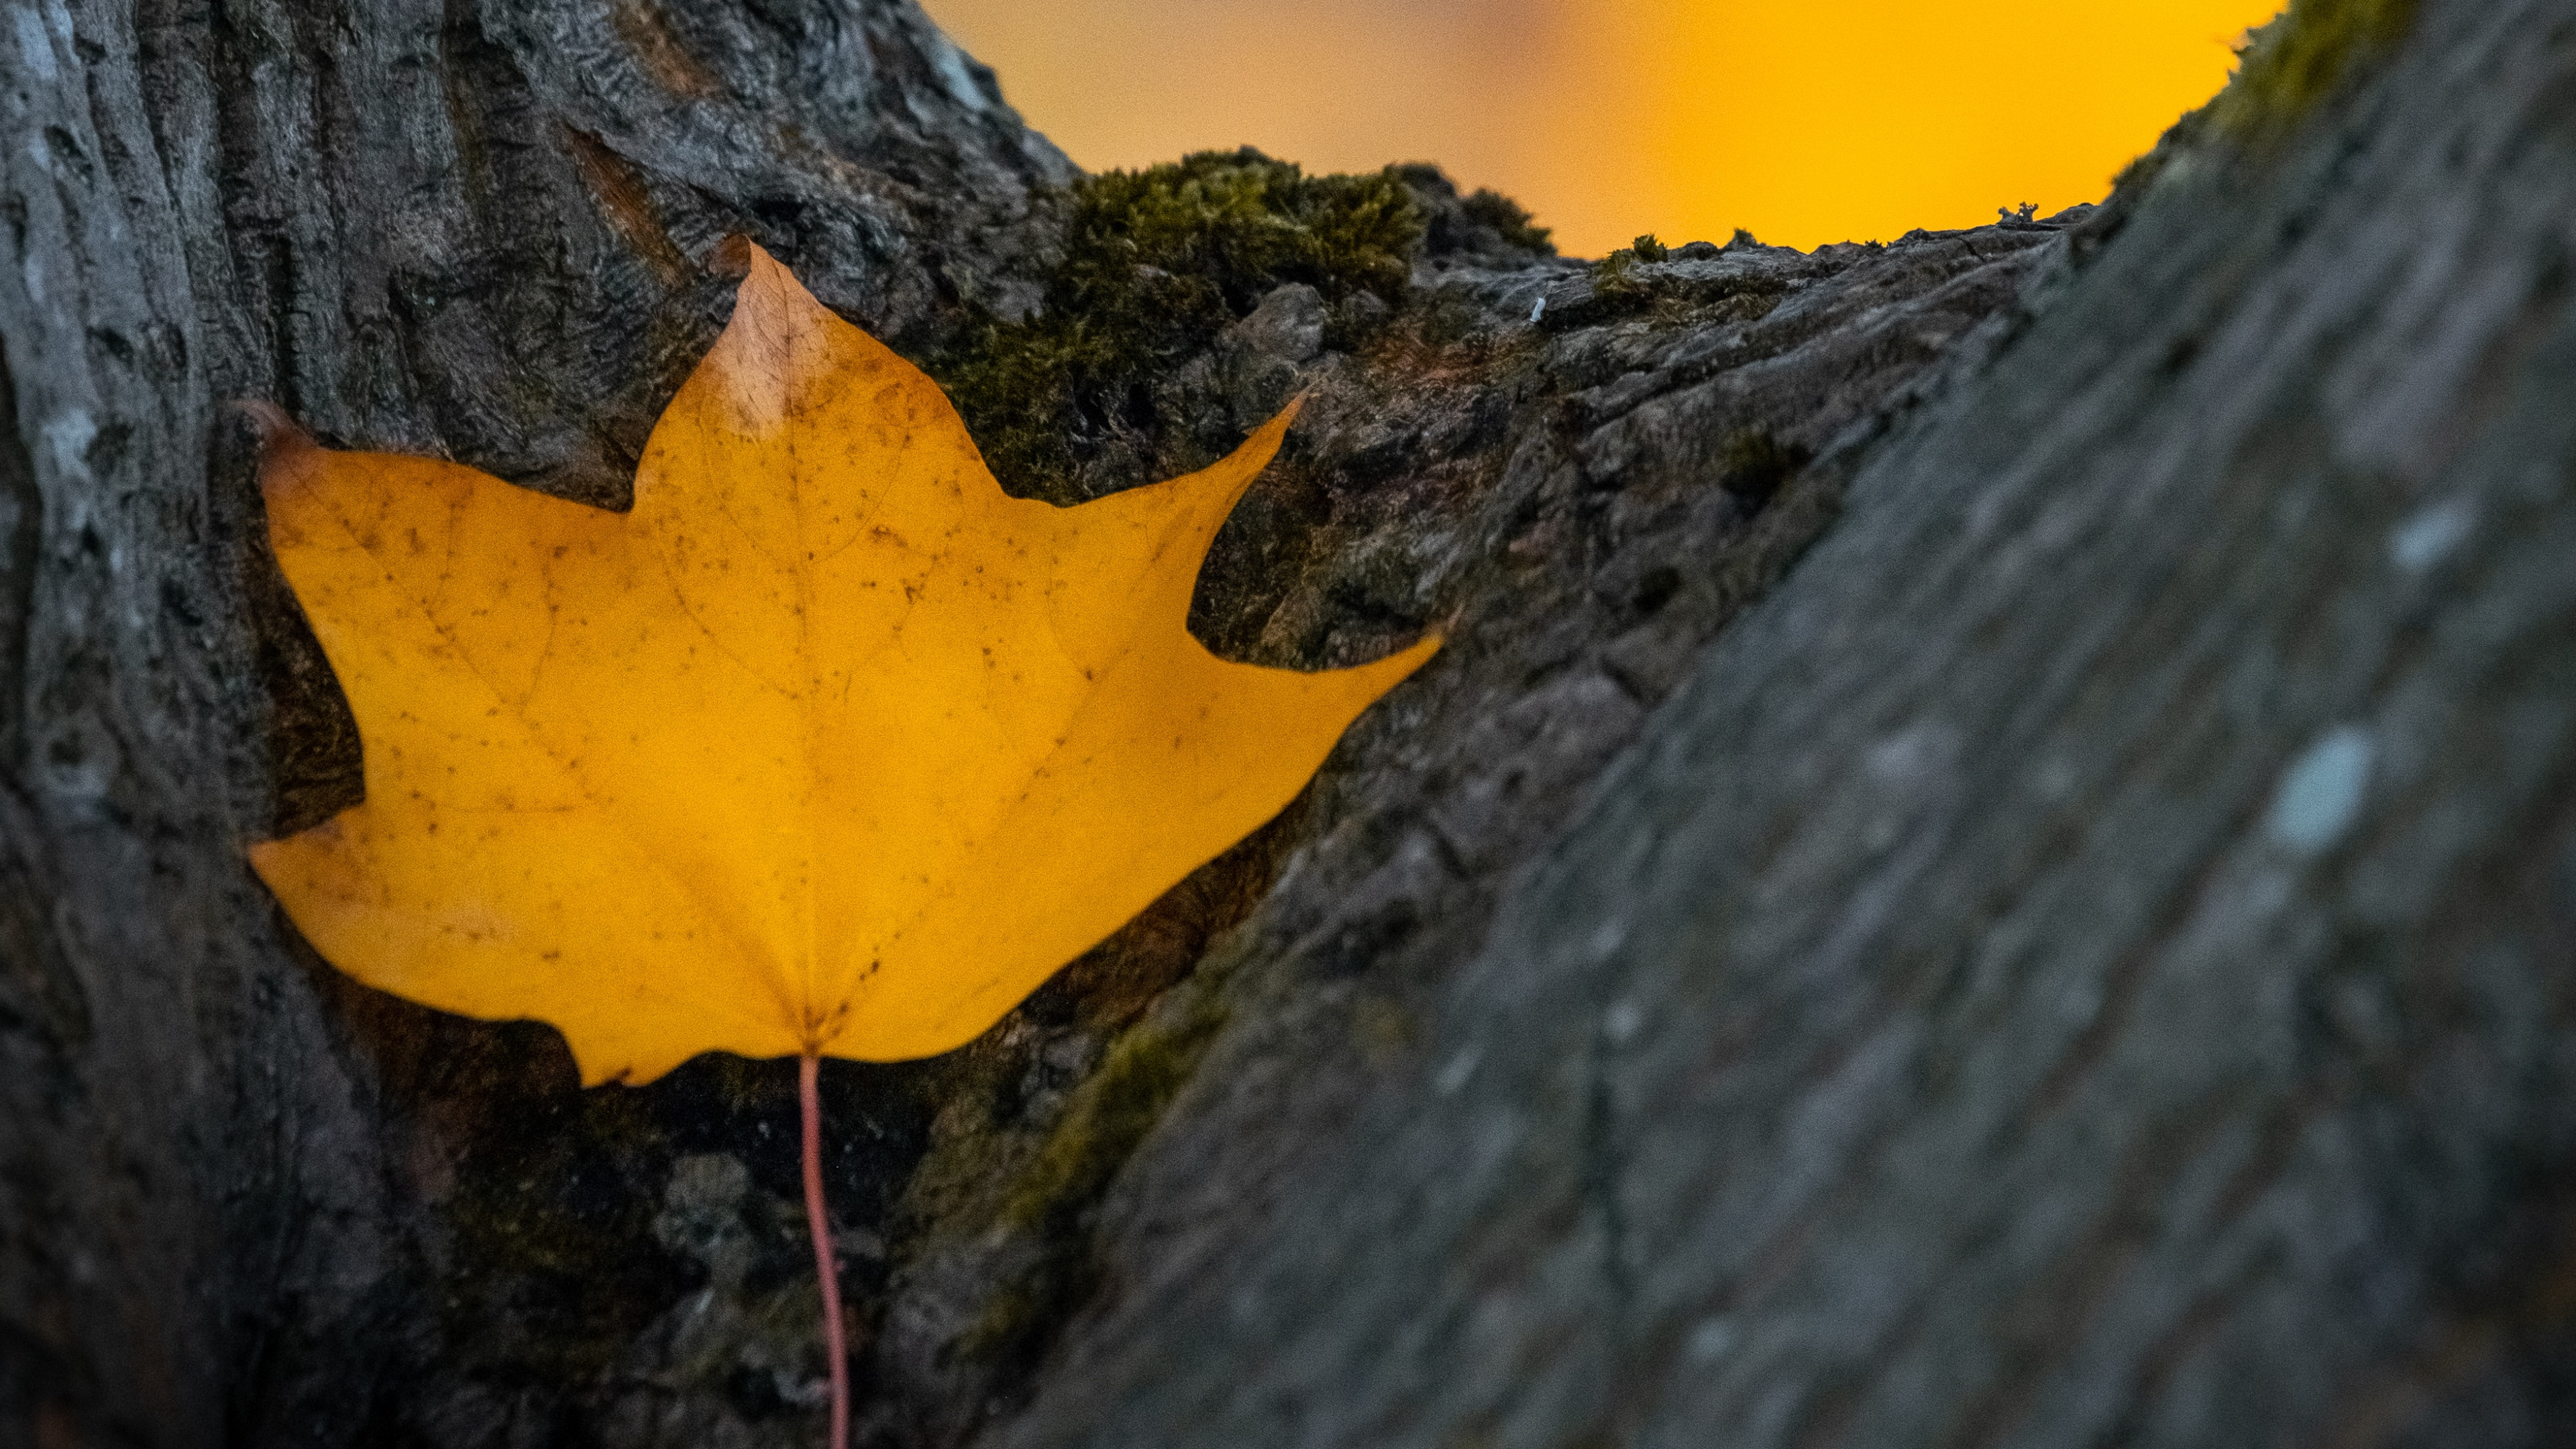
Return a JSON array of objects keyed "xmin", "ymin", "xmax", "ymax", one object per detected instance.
[{"xmin": 920, "ymin": 0, "xmax": 2290, "ymax": 255}]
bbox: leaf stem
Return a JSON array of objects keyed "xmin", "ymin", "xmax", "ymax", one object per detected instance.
[{"xmin": 801, "ymin": 1053, "xmax": 850, "ymax": 1449}]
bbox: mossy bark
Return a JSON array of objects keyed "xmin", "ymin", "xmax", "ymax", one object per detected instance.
[{"xmin": 6, "ymin": 1, "xmax": 2573, "ymax": 1447}]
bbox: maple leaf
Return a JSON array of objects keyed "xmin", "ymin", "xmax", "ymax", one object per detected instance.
[{"xmin": 246, "ymin": 244, "xmax": 1436, "ymax": 1087}]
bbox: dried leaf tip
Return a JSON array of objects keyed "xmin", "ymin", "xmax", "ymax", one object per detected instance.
[
  {"xmin": 231, "ymin": 400, "xmax": 312, "ymax": 458},
  {"xmin": 704, "ymin": 232, "xmax": 757, "ymax": 279},
  {"xmin": 231, "ymin": 400, "xmax": 322, "ymax": 498}
]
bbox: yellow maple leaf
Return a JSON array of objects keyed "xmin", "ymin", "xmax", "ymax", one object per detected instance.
[{"xmin": 246, "ymin": 244, "xmax": 1436, "ymax": 1087}]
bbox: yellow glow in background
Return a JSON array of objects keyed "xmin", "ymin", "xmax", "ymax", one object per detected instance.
[{"xmin": 919, "ymin": 0, "xmax": 2288, "ymax": 256}]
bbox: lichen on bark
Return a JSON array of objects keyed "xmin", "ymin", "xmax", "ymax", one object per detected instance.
[{"xmin": 2210, "ymin": 0, "xmax": 2423, "ymax": 138}]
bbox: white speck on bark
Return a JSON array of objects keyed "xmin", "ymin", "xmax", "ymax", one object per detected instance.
[
  {"xmin": 2389, "ymin": 496, "xmax": 2475, "ymax": 573},
  {"xmin": 2265, "ymin": 726, "xmax": 2377, "ymax": 855}
]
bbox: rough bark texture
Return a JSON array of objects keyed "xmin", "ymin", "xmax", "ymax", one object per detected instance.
[
  {"xmin": 5, "ymin": 0, "xmax": 2573, "ymax": 1447},
  {"xmin": 0, "ymin": 2, "xmax": 1071, "ymax": 1442},
  {"xmin": 993, "ymin": 2, "xmax": 2576, "ymax": 1443}
]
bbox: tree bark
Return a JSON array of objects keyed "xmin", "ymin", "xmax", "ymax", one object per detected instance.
[
  {"xmin": 5, "ymin": 1, "xmax": 2573, "ymax": 1447},
  {"xmin": 0, "ymin": 2, "xmax": 1067, "ymax": 1441}
]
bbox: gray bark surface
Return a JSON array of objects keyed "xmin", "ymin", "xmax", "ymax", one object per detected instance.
[
  {"xmin": 0, "ymin": 1, "xmax": 1066, "ymax": 1442},
  {"xmin": 991, "ymin": 2, "xmax": 2576, "ymax": 1445},
  {"xmin": 3, "ymin": 0, "xmax": 2571, "ymax": 1446}
]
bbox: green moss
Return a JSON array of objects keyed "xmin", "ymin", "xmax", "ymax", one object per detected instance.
[
  {"xmin": 1000, "ymin": 996, "xmax": 1229, "ymax": 1232},
  {"xmin": 1589, "ymin": 235, "xmax": 1674, "ymax": 312},
  {"xmin": 2210, "ymin": 0, "xmax": 2420, "ymax": 139},
  {"xmin": 942, "ymin": 989, "xmax": 1234, "ymax": 1368},
  {"xmin": 1389, "ymin": 162, "xmax": 1556, "ymax": 260},
  {"xmin": 1576, "ymin": 248, "xmax": 1786, "ymax": 331},
  {"xmin": 927, "ymin": 148, "xmax": 1425, "ymax": 501},
  {"xmin": 1459, "ymin": 187, "xmax": 1554, "ymax": 255},
  {"xmin": 1592, "ymin": 247, "xmax": 1649, "ymax": 305}
]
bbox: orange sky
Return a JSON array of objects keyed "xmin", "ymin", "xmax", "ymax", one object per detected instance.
[{"xmin": 918, "ymin": 0, "xmax": 2287, "ymax": 256}]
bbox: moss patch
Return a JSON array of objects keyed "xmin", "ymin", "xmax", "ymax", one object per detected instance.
[
  {"xmin": 1568, "ymin": 248, "xmax": 1788, "ymax": 331},
  {"xmin": 1591, "ymin": 246, "xmax": 1651, "ymax": 307},
  {"xmin": 1000, "ymin": 993, "xmax": 1230, "ymax": 1232},
  {"xmin": 1395, "ymin": 162, "xmax": 1555, "ymax": 260},
  {"xmin": 949, "ymin": 981, "xmax": 1234, "ymax": 1371},
  {"xmin": 2210, "ymin": 0, "xmax": 2421, "ymax": 139},
  {"xmin": 1459, "ymin": 189, "xmax": 1554, "ymax": 256},
  {"xmin": 925, "ymin": 148, "xmax": 1426, "ymax": 502}
]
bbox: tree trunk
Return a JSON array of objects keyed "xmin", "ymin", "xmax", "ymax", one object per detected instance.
[{"xmin": 5, "ymin": 1, "xmax": 2573, "ymax": 1447}]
